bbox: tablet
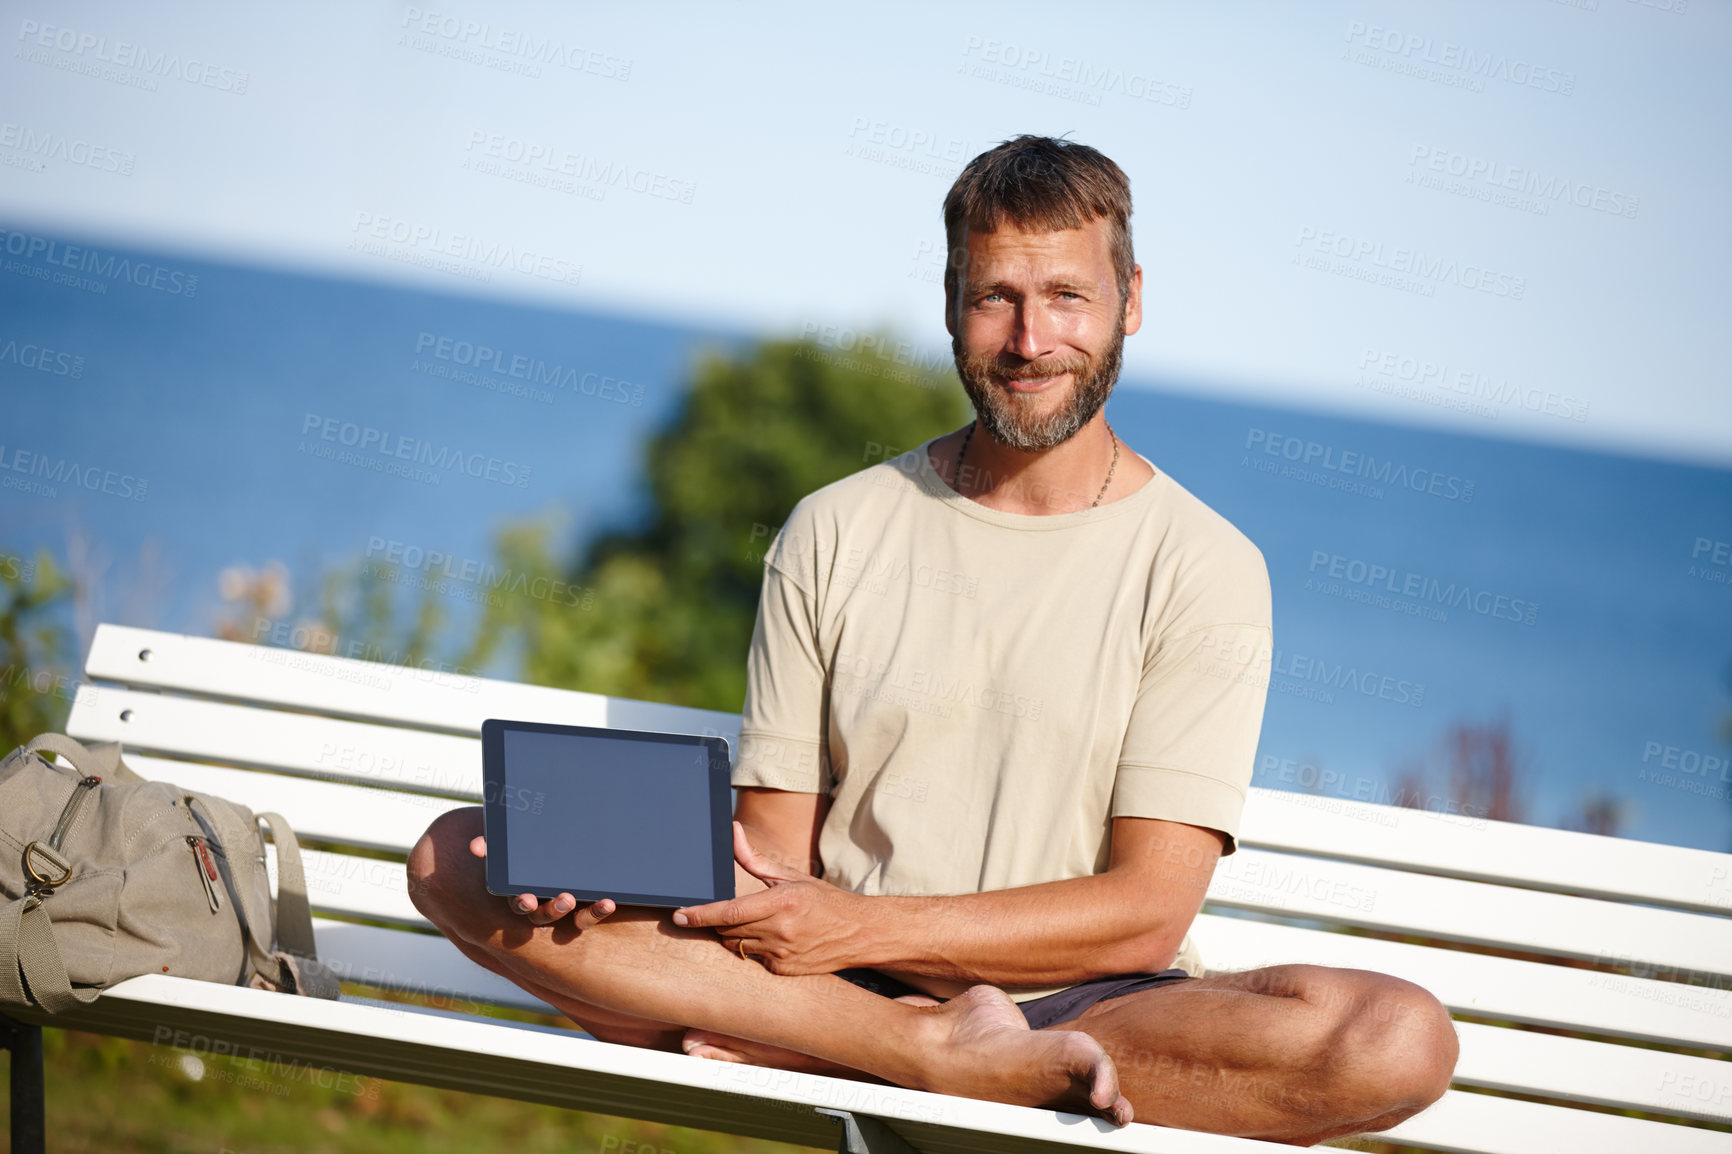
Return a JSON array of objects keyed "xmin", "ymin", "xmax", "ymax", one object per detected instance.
[{"xmin": 480, "ymin": 718, "xmax": 734, "ymax": 908}]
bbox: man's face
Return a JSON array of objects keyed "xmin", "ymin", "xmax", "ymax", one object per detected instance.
[{"xmin": 947, "ymin": 217, "xmax": 1143, "ymax": 452}]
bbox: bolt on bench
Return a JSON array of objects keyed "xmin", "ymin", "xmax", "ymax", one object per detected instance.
[{"xmin": 4, "ymin": 624, "xmax": 1730, "ymax": 1153}]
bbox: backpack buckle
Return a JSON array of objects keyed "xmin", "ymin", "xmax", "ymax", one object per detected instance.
[{"xmin": 22, "ymin": 840, "xmax": 72, "ymax": 889}]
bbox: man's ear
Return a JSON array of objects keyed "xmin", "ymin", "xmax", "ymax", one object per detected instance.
[
  {"xmin": 1121, "ymin": 263, "xmax": 1144, "ymax": 337},
  {"xmin": 944, "ymin": 231, "xmax": 970, "ymax": 338}
]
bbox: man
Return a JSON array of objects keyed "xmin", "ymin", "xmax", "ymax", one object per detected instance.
[{"xmin": 408, "ymin": 135, "xmax": 1458, "ymax": 1144}]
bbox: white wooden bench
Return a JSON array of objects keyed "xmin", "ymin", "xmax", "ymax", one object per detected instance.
[{"xmin": 4, "ymin": 623, "xmax": 1730, "ymax": 1153}]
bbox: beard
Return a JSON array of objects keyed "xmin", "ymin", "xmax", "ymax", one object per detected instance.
[{"xmin": 952, "ymin": 316, "xmax": 1126, "ymax": 452}]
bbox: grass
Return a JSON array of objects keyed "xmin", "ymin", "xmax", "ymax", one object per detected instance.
[{"xmin": 2, "ymin": 1026, "xmax": 826, "ymax": 1154}]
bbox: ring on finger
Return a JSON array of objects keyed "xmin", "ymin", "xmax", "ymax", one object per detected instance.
[{"xmin": 735, "ymin": 938, "xmax": 750, "ymax": 961}]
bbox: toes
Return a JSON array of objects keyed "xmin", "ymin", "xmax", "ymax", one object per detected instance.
[
  {"xmin": 1068, "ymin": 1034, "xmax": 1129, "ymax": 1124},
  {"xmin": 686, "ymin": 1044, "xmax": 726, "ymax": 1061},
  {"xmin": 687, "ymin": 1042, "xmax": 746, "ymax": 1063},
  {"xmin": 1087, "ymin": 1049, "xmax": 1122, "ymax": 1112},
  {"xmin": 681, "ymin": 1030, "xmax": 745, "ymax": 1062}
]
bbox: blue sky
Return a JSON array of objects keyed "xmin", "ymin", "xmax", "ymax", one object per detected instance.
[
  {"xmin": 4, "ymin": 235, "xmax": 1728, "ymax": 851},
  {"xmin": 3, "ymin": 2, "xmax": 1728, "ymax": 463}
]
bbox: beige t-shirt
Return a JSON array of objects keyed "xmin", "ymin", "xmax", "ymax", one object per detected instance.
[{"xmin": 732, "ymin": 438, "xmax": 1273, "ymax": 1000}]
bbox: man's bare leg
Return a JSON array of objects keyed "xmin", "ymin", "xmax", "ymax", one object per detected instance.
[
  {"xmin": 427, "ymin": 847, "xmax": 931, "ymax": 1077},
  {"xmin": 682, "ymin": 991, "xmax": 941, "ymax": 1075},
  {"xmin": 679, "ymin": 967, "xmax": 1456, "ymax": 1145},
  {"xmin": 407, "ymin": 808, "xmax": 1131, "ymax": 1122},
  {"xmin": 1061, "ymin": 965, "xmax": 1458, "ymax": 1145}
]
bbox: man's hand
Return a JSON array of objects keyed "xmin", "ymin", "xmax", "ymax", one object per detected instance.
[
  {"xmin": 673, "ymin": 822, "xmax": 868, "ymax": 974},
  {"xmin": 467, "ymin": 834, "xmax": 617, "ymax": 929}
]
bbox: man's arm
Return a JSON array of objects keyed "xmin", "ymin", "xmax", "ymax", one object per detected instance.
[
  {"xmin": 734, "ymin": 785, "xmax": 828, "ymax": 881},
  {"xmin": 679, "ymin": 812, "xmax": 1221, "ymax": 990},
  {"xmin": 867, "ymin": 816, "xmax": 1220, "ymax": 988}
]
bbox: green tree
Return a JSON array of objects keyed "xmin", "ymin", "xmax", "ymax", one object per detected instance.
[
  {"xmin": 482, "ymin": 337, "xmax": 970, "ymax": 711},
  {"xmin": 0, "ymin": 550, "xmax": 76, "ymax": 754}
]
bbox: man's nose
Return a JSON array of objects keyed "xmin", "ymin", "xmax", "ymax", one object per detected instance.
[{"xmin": 1007, "ymin": 302, "xmax": 1058, "ymax": 363}]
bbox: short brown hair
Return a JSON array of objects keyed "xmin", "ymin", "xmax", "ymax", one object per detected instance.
[{"xmin": 942, "ymin": 135, "xmax": 1135, "ymax": 305}]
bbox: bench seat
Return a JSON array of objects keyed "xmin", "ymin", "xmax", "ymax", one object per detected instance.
[{"xmin": 3, "ymin": 623, "xmax": 1724, "ymax": 1153}]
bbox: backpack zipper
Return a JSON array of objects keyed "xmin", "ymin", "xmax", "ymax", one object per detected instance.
[
  {"xmin": 184, "ymin": 797, "xmax": 267, "ymax": 987},
  {"xmin": 186, "ymin": 835, "xmax": 223, "ymax": 912},
  {"xmin": 48, "ymin": 775, "xmax": 102, "ymax": 851}
]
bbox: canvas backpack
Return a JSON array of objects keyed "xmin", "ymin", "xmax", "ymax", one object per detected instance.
[{"xmin": 0, "ymin": 733, "xmax": 339, "ymax": 1011}]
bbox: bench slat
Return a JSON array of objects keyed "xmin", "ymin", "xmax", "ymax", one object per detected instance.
[
  {"xmin": 279, "ymin": 848, "xmax": 419, "ymax": 926},
  {"xmin": 314, "ymin": 919, "xmax": 556, "ymax": 1016},
  {"xmin": 1371, "ymin": 1086, "xmax": 1731, "ymax": 1154},
  {"xmin": 1451, "ymin": 1020, "xmax": 1730, "ymax": 1123},
  {"xmin": 18, "ymin": 975, "xmax": 1725, "ymax": 1154},
  {"xmin": 1238, "ymin": 789, "xmax": 1732, "ymax": 916},
  {"xmin": 121, "ymin": 754, "xmax": 466, "ymax": 854},
  {"xmin": 82, "ymin": 623, "xmax": 739, "ymax": 742},
  {"xmin": 1211, "ymin": 849, "xmax": 1730, "ymax": 977},
  {"xmin": 1191, "ymin": 913, "xmax": 1732, "ymax": 1051},
  {"xmin": 9, "ymin": 975, "xmax": 1300, "ymax": 1153},
  {"xmin": 69, "ymin": 690, "xmax": 486, "ymax": 795}
]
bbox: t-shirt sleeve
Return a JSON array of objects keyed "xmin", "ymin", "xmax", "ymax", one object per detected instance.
[
  {"xmin": 732, "ymin": 552, "xmax": 832, "ymax": 794},
  {"xmin": 1112, "ymin": 539, "xmax": 1273, "ymax": 854}
]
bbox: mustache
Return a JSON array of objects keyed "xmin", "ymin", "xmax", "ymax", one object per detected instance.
[{"xmin": 957, "ymin": 351, "xmax": 1092, "ymax": 383}]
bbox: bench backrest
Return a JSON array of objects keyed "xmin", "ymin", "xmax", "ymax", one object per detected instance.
[{"xmin": 66, "ymin": 624, "xmax": 1732, "ymax": 1149}]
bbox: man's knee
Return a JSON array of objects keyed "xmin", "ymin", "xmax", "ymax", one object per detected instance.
[
  {"xmin": 406, "ymin": 806, "xmax": 485, "ymax": 930},
  {"xmin": 1370, "ymin": 979, "xmax": 1458, "ymax": 1109},
  {"xmin": 1326, "ymin": 972, "xmax": 1458, "ymax": 1117}
]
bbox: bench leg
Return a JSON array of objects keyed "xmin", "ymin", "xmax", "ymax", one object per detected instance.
[
  {"xmin": 816, "ymin": 1107, "xmax": 921, "ymax": 1154},
  {"xmin": 1, "ymin": 1014, "xmax": 46, "ymax": 1154}
]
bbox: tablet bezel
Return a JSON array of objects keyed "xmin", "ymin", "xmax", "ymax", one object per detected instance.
[{"xmin": 480, "ymin": 718, "xmax": 734, "ymax": 909}]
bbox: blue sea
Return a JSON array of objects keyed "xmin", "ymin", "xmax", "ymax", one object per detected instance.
[{"xmin": 4, "ymin": 233, "xmax": 1728, "ymax": 852}]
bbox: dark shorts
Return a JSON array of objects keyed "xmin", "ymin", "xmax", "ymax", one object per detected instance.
[{"xmin": 835, "ymin": 967, "xmax": 1193, "ymax": 1030}]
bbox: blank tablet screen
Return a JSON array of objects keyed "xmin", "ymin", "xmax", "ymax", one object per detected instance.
[{"xmin": 481, "ymin": 720, "xmax": 732, "ymax": 907}]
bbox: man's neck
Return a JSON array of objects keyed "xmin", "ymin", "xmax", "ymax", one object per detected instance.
[{"xmin": 929, "ymin": 417, "xmax": 1154, "ymax": 515}]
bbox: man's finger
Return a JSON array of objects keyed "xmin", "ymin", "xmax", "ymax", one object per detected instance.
[
  {"xmin": 579, "ymin": 898, "xmax": 617, "ymax": 927},
  {"xmin": 528, "ymin": 892, "xmax": 583, "ymax": 925},
  {"xmin": 469, "ymin": 835, "xmax": 488, "ymax": 859},
  {"xmin": 673, "ymin": 888, "xmax": 775, "ymax": 928},
  {"xmin": 672, "ymin": 898, "xmax": 740, "ymax": 927}
]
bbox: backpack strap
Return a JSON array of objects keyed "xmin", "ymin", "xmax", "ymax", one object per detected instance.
[
  {"xmin": 255, "ymin": 812, "xmax": 340, "ymax": 999},
  {"xmin": 254, "ymin": 812, "xmax": 316, "ymax": 962},
  {"xmin": 21, "ymin": 734, "xmax": 142, "ymax": 784},
  {"xmin": 0, "ymin": 896, "xmax": 100, "ymax": 1013}
]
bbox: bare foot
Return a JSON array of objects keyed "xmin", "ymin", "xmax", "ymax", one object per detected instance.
[{"xmin": 917, "ymin": 986, "xmax": 1132, "ymax": 1125}]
